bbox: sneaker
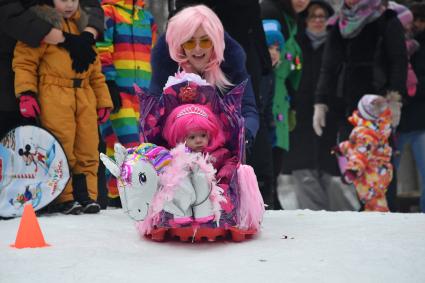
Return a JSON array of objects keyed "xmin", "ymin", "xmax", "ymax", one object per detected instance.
[
  {"xmin": 80, "ymin": 199, "xmax": 101, "ymax": 214},
  {"xmin": 49, "ymin": 200, "xmax": 83, "ymax": 215}
]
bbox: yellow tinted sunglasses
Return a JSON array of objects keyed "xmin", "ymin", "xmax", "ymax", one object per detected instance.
[{"xmin": 182, "ymin": 37, "xmax": 213, "ymax": 50}]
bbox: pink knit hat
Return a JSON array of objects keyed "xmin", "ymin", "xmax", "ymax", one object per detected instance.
[
  {"xmin": 388, "ymin": 1, "xmax": 413, "ymax": 29},
  {"xmin": 357, "ymin": 94, "xmax": 388, "ymax": 121}
]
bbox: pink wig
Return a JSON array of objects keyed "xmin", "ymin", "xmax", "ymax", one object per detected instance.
[
  {"xmin": 166, "ymin": 5, "xmax": 232, "ymax": 92},
  {"xmin": 163, "ymin": 104, "xmax": 225, "ymax": 152}
]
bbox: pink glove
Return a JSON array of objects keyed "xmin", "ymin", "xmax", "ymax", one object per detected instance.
[
  {"xmin": 18, "ymin": 91, "xmax": 40, "ymax": 118},
  {"xmin": 97, "ymin": 108, "xmax": 111, "ymax": 124}
]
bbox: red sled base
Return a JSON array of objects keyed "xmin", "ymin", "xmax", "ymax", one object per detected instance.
[{"xmin": 146, "ymin": 226, "xmax": 257, "ymax": 242}]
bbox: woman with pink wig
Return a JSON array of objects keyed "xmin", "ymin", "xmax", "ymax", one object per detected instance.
[{"xmin": 148, "ymin": 5, "xmax": 259, "ymax": 150}]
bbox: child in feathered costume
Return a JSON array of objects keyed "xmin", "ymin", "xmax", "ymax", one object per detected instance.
[
  {"xmin": 162, "ymin": 103, "xmax": 238, "ymax": 222},
  {"xmin": 141, "ymin": 103, "xmax": 236, "ymax": 230},
  {"xmin": 337, "ymin": 94, "xmax": 397, "ymax": 212}
]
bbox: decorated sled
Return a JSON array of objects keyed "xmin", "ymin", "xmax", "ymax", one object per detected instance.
[
  {"xmin": 101, "ymin": 73, "xmax": 264, "ymax": 242},
  {"xmin": 0, "ymin": 125, "xmax": 70, "ymax": 218}
]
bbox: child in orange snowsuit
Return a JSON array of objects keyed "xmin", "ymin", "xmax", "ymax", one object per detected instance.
[
  {"xmin": 338, "ymin": 94, "xmax": 394, "ymax": 212},
  {"xmin": 12, "ymin": 0, "xmax": 113, "ymax": 214}
]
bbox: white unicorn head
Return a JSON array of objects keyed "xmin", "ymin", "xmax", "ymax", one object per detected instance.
[{"xmin": 100, "ymin": 143, "xmax": 171, "ymax": 221}]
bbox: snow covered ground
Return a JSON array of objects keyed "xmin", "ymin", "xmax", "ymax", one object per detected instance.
[{"xmin": 1, "ymin": 209, "xmax": 425, "ymax": 283}]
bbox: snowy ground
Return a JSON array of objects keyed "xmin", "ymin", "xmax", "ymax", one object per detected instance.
[{"xmin": 1, "ymin": 209, "xmax": 425, "ymax": 283}]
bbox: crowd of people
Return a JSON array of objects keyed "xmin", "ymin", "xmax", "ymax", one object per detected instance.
[{"xmin": 0, "ymin": 0, "xmax": 424, "ymax": 215}]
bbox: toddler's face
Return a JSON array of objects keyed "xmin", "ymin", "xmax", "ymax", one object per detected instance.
[
  {"xmin": 268, "ymin": 45, "xmax": 281, "ymax": 67},
  {"xmin": 53, "ymin": 0, "xmax": 79, "ymax": 19},
  {"xmin": 185, "ymin": 130, "xmax": 209, "ymax": 152}
]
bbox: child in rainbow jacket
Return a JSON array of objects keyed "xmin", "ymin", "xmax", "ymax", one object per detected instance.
[{"xmin": 97, "ymin": 0, "xmax": 157, "ymax": 204}]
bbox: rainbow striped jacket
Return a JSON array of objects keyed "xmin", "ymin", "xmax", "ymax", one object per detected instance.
[{"xmin": 97, "ymin": 0, "xmax": 157, "ymax": 93}]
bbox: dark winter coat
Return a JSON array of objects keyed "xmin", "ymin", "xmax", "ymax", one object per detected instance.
[
  {"xmin": 0, "ymin": 0, "xmax": 103, "ymax": 112},
  {"xmin": 398, "ymin": 31, "xmax": 425, "ymax": 133},
  {"xmin": 315, "ymin": 10, "xmax": 407, "ymax": 116},
  {"xmin": 281, "ymin": 32, "xmax": 340, "ymax": 175},
  {"xmin": 149, "ymin": 33, "xmax": 259, "ymax": 138}
]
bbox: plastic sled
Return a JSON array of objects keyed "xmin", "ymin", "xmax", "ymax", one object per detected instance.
[
  {"xmin": 0, "ymin": 125, "xmax": 70, "ymax": 218},
  {"xmin": 136, "ymin": 73, "xmax": 264, "ymax": 242}
]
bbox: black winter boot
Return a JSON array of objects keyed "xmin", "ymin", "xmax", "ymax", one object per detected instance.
[
  {"xmin": 73, "ymin": 174, "xmax": 100, "ymax": 214},
  {"xmin": 48, "ymin": 200, "xmax": 83, "ymax": 215}
]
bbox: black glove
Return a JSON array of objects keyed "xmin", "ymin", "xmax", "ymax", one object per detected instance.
[
  {"xmin": 59, "ymin": 31, "xmax": 97, "ymax": 73},
  {"xmin": 106, "ymin": 80, "xmax": 122, "ymax": 113}
]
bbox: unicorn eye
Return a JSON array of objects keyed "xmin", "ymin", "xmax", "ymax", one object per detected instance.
[{"xmin": 139, "ymin": 172, "xmax": 147, "ymax": 183}]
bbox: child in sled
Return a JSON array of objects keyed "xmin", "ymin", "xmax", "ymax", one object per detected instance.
[{"xmin": 159, "ymin": 103, "xmax": 239, "ymax": 224}]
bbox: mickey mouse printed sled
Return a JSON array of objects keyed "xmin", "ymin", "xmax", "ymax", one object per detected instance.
[{"xmin": 0, "ymin": 125, "xmax": 70, "ymax": 218}]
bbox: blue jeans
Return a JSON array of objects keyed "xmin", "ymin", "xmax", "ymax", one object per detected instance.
[{"xmin": 394, "ymin": 130, "xmax": 425, "ymax": 213}]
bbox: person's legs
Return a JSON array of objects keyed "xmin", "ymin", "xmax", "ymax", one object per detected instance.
[
  {"xmin": 322, "ymin": 173, "xmax": 361, "ymax": 211},
  {"xmin": 100, "ymin": 92, "xmax": 140, "ymax": 206},
  {"xmin": 73, "ymin": 89, "xmax": 101, "ymax": 213},
  {"xmin": 386, "ymin": 134, "xmax": 399, "ymax": 211},
  {"xmin": 292, "ymin": 169, "xmax": 328, "ymax": 210},
  {"xmin": 272, "ymin": 147, "xmax": 285, "ymax": 209},
  {"xmin": 97, "ymin": 132, "xmax": 108, "ymax": 209},
  {"xmin": 394, "ymin": 132, "xmax": 408, "ymax": 170},
  {"xmin": 410, "ymin": 131, "xmax": 425, "ymax": 213}
]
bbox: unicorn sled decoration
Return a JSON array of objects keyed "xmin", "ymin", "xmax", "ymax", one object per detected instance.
[{"xmin": 100, "ymin": 73, "xmax": 265, "ymax": 242}]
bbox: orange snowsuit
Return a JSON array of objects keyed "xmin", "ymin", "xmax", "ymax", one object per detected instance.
[
  {"xmin": 13, "ymin": 8, "xmax": 113, "ymax": 203},
  {"xmin": 339, "ymin": 110, "xmax": 393, "ymax": 212}
]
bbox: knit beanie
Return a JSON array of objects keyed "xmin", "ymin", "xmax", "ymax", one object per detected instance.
[
  {"xmin": 357, "ymin": 94, "xmax": 388, "ymax": 121},
  {"xmin": 262, "ymin": 19, "xmax": 285, "ymax": 50},
  {"xmin": 388, "ymin": 1, "xmax": 413, "ymax": 29}
]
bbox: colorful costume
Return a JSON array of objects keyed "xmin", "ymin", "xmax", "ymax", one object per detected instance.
[
  {"xmin": 13, "ymin": 7, "xmax": 113, "ymax": 203},
  {"xmin": 130, "ymin": 72, "xmax": 265, "ymax": 241},
  {"xmin": 338, "ymin": 109, "xmax": 393, "ymax": 212},
  {"xmin": 97, "ymin": 0, "xmax": 157, "ymax": 198}
]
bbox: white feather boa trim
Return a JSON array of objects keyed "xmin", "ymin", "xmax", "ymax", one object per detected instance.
[
  {"xmin": 163, "ymin": 71, "xmax": 210, "ymax": 90},
  {"xmin": 138, "ymin": 144, "xmax": 226, "ymax": 235}
]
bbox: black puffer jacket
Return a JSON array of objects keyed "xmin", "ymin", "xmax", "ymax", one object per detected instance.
[
  {"xmin": 315, "ymin": 10, "xmax": 407, "ymax": 116},
  {"xmin": 0, "ymin": 0, "xmax": 103, "ymax": 111},
  {"xmin": 398, "ymin": 31, "xmax": 425, "ymax": 133}
]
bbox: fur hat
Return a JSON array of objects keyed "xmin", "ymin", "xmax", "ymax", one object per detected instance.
[
  {"xmin": 357, "ymin": 94, "xmax": 388, "ymax": 121},
  {"xmin": 262, "ymin": 19, "xmax": 285, "ymax": 50}
]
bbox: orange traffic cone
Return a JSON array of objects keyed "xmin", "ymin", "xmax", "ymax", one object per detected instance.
[{"xmin": 11, "ymin": 203, "xmax": 49, "ymax": 249}]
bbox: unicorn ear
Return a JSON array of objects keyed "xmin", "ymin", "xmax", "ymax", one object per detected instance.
[
  {"xmin": 113, "ymin": 143, "xmax": 127, "ymax": 167},
  {"xmin": 100, "ymin": 153, "xmax": 120, "ymax": 178}
]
